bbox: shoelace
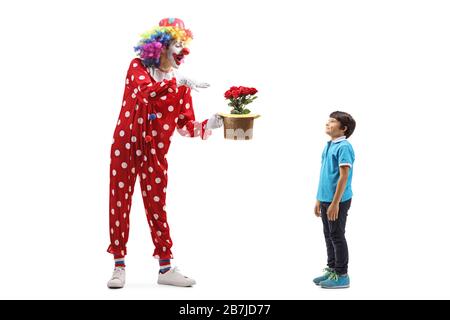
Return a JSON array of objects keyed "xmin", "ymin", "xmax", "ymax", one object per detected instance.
[
  {"xmin": 112, "ymin": 268, "xmax": 125, "ymax": 279},
  {"xmin": 171, "ymin": 266, "xmax": 189, "ymax": 279},
  {"xmin": 327, "ymin": 271, "xmax": 339, "ymax": 281}
]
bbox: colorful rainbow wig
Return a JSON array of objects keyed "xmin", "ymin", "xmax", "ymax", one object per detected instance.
[{"xmin": 134, "ymin": 18, "xmax": 193, "ymax": 68}]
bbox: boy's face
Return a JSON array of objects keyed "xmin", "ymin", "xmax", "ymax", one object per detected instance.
[{"xmin": 325, "ymin": 117, "xmax": 346, "ymax": 138}]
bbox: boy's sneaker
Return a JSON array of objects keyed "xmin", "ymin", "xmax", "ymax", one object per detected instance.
[
  {"xmin": 313, "ymin": 268, "xmax": 334, "ymax": 286},
  {"xmin": 157, "ymin": 267, "xmax": 196, "ymax": 287},
  {"xmin": 107, "ymin": 267, "xmax": 126, "ymax": 289},
  {"xmin": 320, "ymin": 272, "xmax": 350, "ymax": 289}
]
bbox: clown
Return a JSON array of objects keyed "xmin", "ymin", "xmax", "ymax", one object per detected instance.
[{"xmin": 107, "ymin": 18, "xmax": 223, "ymax": 288}]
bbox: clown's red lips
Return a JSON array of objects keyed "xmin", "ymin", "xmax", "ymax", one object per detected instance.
[
  {"xmin": 173, "ymin": 48, "xmax": 190, "ymax": 65},
  {"xmin": 173, "ymin": 53, "xmax": 184, "ymax": 65}
]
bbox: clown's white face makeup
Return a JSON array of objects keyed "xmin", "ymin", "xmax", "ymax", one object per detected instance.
[{"xmin": 167, "ymin": 41, "xmax": 189, "ymax": 69}]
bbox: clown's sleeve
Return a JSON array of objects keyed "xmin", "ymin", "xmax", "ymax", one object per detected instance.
[
  {"xmin": 127, "ymin": 59, "xmax": 177, "ymax": 103},
  {"xmin": 176, "ymin": 87, "xmax": 212, "ymax": 140}
]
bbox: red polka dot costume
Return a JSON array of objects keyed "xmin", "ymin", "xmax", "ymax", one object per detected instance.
[{"xmin": 107, "ymin": 58, "xmax": 211, "ymax": 260}]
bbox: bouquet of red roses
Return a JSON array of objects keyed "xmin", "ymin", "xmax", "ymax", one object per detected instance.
[{"xmin": 224, "ymin": 86, "xmax": 258, "ymax": 114}]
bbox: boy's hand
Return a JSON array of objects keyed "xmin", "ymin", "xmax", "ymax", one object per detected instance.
[
  {"xmin": 327, "ymin": 203, "xmax": 339, "ymax": 221},
  {"xmin": 314, "ymin": 200, "xmax": 321, "ymax": 217}
]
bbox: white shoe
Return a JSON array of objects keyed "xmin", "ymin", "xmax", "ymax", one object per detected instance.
[
  {"xmin": 157, "ymin": 267, "xmax": 196, "ymax": 287},
  {"xmin": 107, "ymin": 267, "xmax": 126, "ymax": 289}
]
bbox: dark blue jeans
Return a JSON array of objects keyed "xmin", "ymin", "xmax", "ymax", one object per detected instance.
[{"xmin": 320, "ymin": 199, "xmax": 352, "ymax": 275}]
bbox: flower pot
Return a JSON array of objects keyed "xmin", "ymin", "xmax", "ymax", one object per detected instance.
[{"xmin": 219, "ymin": 113, "xmax": 261, "ymax": 140}]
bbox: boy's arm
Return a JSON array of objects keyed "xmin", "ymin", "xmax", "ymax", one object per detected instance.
[
  {"xmin": 314, "ymin": 200, "xmax": 321, "ymax": 217},
  {"xmin": 327, "ymin": 166, "xmax": 350, "ymax": 221},
  {"xmin": 314, "ymin": 147, "xmax": 327, "ymax": 217}
]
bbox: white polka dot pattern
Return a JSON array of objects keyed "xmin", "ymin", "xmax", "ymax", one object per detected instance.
[{"xmin": 109, "ymin": 60, "xmax": 203, "ymax": 258}]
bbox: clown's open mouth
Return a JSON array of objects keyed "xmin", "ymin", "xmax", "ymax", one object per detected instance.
[{"xmin": 173, "ymin": 53, "xmax": 184, "ymax": 65}]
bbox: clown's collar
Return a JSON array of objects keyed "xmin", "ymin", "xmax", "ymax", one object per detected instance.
[
  {"xmin": 158, "ymin": 66, "xmax": 173, "ymax": 73},
  {"xmin": 147, "ymin": 66, "xmax": 176, "ymax": 82}
]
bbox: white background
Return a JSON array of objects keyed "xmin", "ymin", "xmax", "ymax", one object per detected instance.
[{"xmin": 0, "ymin": 0, "xmax": 449, "ymax": 299}]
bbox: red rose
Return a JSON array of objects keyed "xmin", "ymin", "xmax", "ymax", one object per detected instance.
[
  {"xmin": 249, "ymin": 88, "xmax": 258, "ymax": 95},
  {"xmin": 225, "ymin": 86, "xmax": 258, "ymax": 99}
]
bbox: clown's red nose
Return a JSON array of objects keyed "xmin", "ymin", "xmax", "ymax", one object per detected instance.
[{"xmin": 181, "ymin": 48, "xmax": 190, "ymax": 55}]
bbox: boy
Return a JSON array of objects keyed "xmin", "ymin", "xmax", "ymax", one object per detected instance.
[{"xmin": 313, "ymin": 111, "xmax": 356, "ymax": 289}]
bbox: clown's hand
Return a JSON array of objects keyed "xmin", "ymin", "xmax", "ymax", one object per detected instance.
[
  {"xmin": 206, "ymin": 113, "xmax": 223, "ymax": 130},
  {"xmin": 177, "ymin": 76, "xmax": 210, "ymax": 92}
]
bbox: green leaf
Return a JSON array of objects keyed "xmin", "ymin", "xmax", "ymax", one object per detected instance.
[{"xmin": 243, "ymin": 109, "xmax": 251, "ymax": 114}]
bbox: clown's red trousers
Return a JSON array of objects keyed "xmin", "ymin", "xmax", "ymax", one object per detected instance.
[{"xmin": 107, "ymin": 58, "xmax": 211, "ymax": 260}]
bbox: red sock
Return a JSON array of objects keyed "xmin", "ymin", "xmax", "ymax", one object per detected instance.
[
  {"xmin": 114, "ymin": 255, "xmax": 125, "ymax": 268},
  {"xmin": 159, "ymin": 259, "xmax": 171, "ymax": 274}
]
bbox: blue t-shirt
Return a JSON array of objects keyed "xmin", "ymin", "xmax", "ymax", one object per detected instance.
[{"xmin": 317, "ymin": 136, "xmax": 355, "ymax": 202}]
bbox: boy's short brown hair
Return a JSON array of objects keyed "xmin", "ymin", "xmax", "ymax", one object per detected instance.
[{"xmin": 330, "ymin": 111, "xmax": 356, "ymax": 138}]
